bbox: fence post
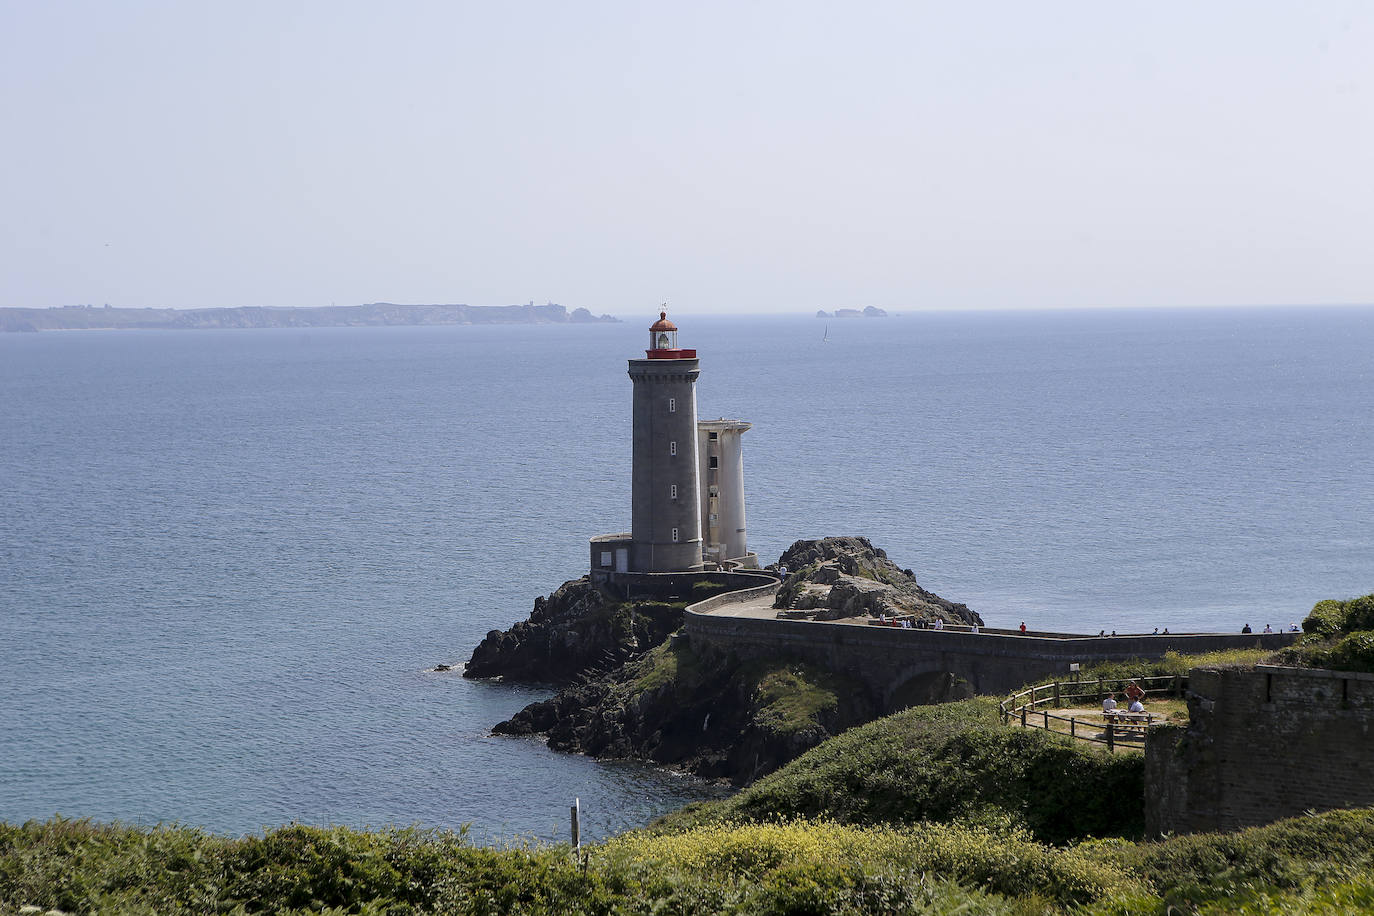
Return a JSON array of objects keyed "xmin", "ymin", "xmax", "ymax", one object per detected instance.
[
  {"xmin": 1043, "ymin": 709, "xmax": 1049, "ymax": 729},
  {"xmin": 1020, "ymin": 706, "xmax": 1027, "ymax": 727},
  {"xmin": 1053, "ymin": 682, "xmax": 1061, "ymax": 708},
  {"xmin": 1098, "ymin": 676, "xmax": 1104, "ymax": 700},
  {"xmin": 1106, "ymin": 723, "xmax": 1114, "ymax": 752},
  {"xmin": 1070, "ymin": 717, "xmax": 1076, "ymax": 738}
]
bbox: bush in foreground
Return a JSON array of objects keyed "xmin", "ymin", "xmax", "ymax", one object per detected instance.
[
  {"xmin": 1280, "ymin": 593, "xmax": 1374, "ymax": 674},
  {"xmin": 653, "ymin": 697, "xmax": 1145, "ymax": 844},
  {"xmin": 6, "ymin": 809, "xmax": 1374, "ymax": 914}
]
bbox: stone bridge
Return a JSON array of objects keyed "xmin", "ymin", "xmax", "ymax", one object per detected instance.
[{"xmin": 681, "ymin": 574, "xmax": 1300, "ymax": 711}]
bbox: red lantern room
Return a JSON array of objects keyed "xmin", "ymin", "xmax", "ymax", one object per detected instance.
[{"xmin": 646, "ymin": 310, "xmax": 696, "ymax": 359}]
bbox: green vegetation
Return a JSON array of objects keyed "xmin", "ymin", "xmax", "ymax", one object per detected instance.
[
  {"xmin": 1278, "ymin": 593, "xmax": 1374, "ymax": 674},
  {"xmin": 10, "ymin": 644, "xmax": 1369, "ymax": 913},
  {"xmin": 7, "ymin": 809, "xmax": 1374, "ymax": 914},
  {"xmin": 1069, "ymin": 649, "xmax": 1275, "ymax": 686},
  {"xmin": 750, "ymin": 666, "xmax": 841, "ymax": 735},
  {"xmin": 654, "ymin": 697, "xmax": 1144, "ymax": 844}
]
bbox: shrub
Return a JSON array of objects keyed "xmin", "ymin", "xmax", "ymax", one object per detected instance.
[
  {"xmin": 651, "ymin": 698, "xmax": 1145, "ymax": 843},
  {"xmin": 1303, "ymin": 599, "xmax": 1351, "ymax": 638},
  {"xmin": 1284, "ymin": 594, "xmax": 1374, "ymax": 674},
  {"xmin": 1345, "ymin": 595, "xmax": 1374, "ymax": 632}
]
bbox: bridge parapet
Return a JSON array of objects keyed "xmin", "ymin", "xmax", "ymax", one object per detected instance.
[{"xmin": 683, "ymin": 597, "xmax": 1299, "ymax": 708}]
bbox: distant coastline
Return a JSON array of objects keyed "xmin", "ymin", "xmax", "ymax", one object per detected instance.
[{"xmin": 0, "ymin": 302, "xmax": 619, "ymax": 333}]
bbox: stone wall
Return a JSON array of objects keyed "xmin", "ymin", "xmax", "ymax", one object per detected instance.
[
  {"xmin": 1146, "ymin": 665, "xmax": 1374, "ymax": 836},
  {"xmin": 684, "ymin": 607, "xmax": 1297, "ymax": 710},
  {"xmin": 603, "ymin": 570, "xmax": 777, "ymax": 602}
]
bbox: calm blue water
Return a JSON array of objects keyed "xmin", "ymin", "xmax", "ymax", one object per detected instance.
[{"xmin": 2, "ymin": 307, "xmax": 1372, "ymax": 839}]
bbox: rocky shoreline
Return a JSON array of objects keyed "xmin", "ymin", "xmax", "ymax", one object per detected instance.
[{"xmin": 465, "ymin": 536, "xmax": 979, "ymax": 784}]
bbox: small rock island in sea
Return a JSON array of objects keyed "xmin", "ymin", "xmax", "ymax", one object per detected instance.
[{"xmin": 464, "ymin": 311, "xmax": 978, "ymax": 783}]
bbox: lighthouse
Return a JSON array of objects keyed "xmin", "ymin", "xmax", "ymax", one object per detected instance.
[
  {"xmin": 589, "ymin": 309, "xmax": 758, "ymax": 582},
  {"xmin": 627, "ymin": 311, "xmax": 703, "ymax": 572}
]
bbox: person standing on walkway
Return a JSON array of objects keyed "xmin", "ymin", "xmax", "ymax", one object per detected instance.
[{"xmin": 1019, "ymin": 621, "xmax": 1027, "ymax": 635}]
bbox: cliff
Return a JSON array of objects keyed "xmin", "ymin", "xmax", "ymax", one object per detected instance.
[
  {"xmin": 472, "ymin": 537, "xmax": 978, "ymax": 784},
  {"xmin": 463, "ymin": 578, "xmax": 689, "ymax": 684},
  {"xmin": 0, "ymin": 302, "xmax": 618, "ymax": 332},
  {"xmin": 492, "ymin": 638, "xmax": 876, "ymax": 784}
]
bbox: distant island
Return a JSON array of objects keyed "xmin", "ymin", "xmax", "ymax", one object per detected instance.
[
  {"xmin": 0, "ymin": 302, "xmax": 619, "ymax": 333},
  {"xmin": 816, "ymin": 306, "xmax": 887, "ymax": 318}
]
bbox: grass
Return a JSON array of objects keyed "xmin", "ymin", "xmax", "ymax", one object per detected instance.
[
  {"xmin": 7, "ymin": 809, "xmax": 1374, "ymax": 914},
  {"xmin": 652, "ymin": 697, "xmax": 1146, "ymax": 844},
  {"xmin": 748, "ymin": 665, "xmax": 842, "ymax": 735}
]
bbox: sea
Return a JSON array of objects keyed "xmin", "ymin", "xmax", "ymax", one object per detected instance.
[{"xmin": 2, "ymin": 307, "xmax": 1372, "ymax": 842}]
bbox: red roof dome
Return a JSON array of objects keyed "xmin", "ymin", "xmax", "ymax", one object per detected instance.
[{"xmin": 649, "ymin": 310, "xmax": 677, "ymax": 332}]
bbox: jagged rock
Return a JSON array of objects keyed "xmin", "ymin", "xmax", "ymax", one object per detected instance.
[
  {"xmin": 863, "ymin": 306, "xmax": 889, "ymax": 317},
  {"xmin": 478, "ymin": 536, "xmax": 977, "ymax": 785},
  {"xmin": 773, "ymin": 536, "xmax": 980, "ymax": 625},
  {"xmin": 463, "ymin": 578, "xmax": 684, "ymax": 684},
  {"xmin": 495, "ymin": 641, "xmax": 876, "ymax": 785},
  {"xmin": 816, "ymin": 310, "xmax": 832, "ymax": 318}
]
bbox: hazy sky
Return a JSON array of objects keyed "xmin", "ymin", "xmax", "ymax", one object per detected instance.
[{"xmin": 2, "ymin": 2, "xmax": 1370, "ymax": 314}]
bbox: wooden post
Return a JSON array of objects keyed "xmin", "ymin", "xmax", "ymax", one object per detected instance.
[
  {"xmin": 1053, "ymin": 682, "xmax": 1061, "ymax": 708},
  {"xmin": 1042, "ymin": 709, "xmax": 1049, "ymax": 729},
  {"xmin": 1106, "ymin": 723, "xmax": 1114, "ymax": 752},
  {"xmin": 1020, "ymin": 706, "xmax": 1027, "ymax": 727},
  {"xmin": 1098, "ymin": 676, "xmax": 1104, "ymax": 701},
  {"xmin": 1070, "ymin": 717, "xmax": 1076, "ymax": 737},
  {"xmin": 571, "ymin": 798, "xmax": 581, "ymax": 850}
]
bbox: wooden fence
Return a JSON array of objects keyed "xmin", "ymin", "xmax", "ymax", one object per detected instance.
[{"xmin": 998, "ymin": 674, "xmax": 1187, "ymax": 751}]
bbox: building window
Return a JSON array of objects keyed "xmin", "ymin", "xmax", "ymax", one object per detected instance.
[
  {"xmin": 600, "ymin": 551, "xmax": 612, "ymax": 567},
  {"xmin": 670, "ymin": 441, "xmax": 677, "ymax": 456},
  {"xmin": 669, "ymin": 398, "xmax": 676, "ymax": 413},
  {"xmin": 708, "ymin": 431, "xmax": 718, "ymax": 441},
  {"xmin": 671, "ymin": 527, "xmax": 679, "ymax": 542},
  {"xmin": 709, "ymin": 485, "xmax": 719, "ymax": 497},
  {"xmin": 670, "ymin": 484, "xmax": 677, "ymax": 499},
  {"xmin": 709, "ymin": 456, "xmax": 719, "ymax": 469}
]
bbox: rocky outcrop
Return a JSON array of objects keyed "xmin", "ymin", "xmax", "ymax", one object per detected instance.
[
  {"xmin": 772, "ymin": 537, "xmax": 980, "ymax": 625},
  {"xmin": 477, "ymin": 537, "xmax": 977, "ymax": 784},
  {"xmin": 494, "ymin": 640, "xmax": 876, "ymax": 785},
  {"xmin": 463, "ymin": 578, "xmax": 683, "ymax": 684}
]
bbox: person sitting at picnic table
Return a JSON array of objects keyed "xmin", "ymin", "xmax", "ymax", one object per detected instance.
[
  {"xmin": 1128, "ymin": 699, "xmax": 1145, "ymax": 713},
  {"xmin": 1124, "ymin": 680, "xmax": 1145, "ymax": 704},
  {"xmin": 1102, "ymin": 694, "xmax": 1117, "ymax": 713}
]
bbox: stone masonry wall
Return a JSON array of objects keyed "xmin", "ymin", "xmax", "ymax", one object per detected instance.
[
  {"xmin": 684, "ymin": 609, "xmax": 1296, "ymax": 710},
  {"xmin": 1146, "ymin": 665, "xmax": 1374, "ymax": 836}
]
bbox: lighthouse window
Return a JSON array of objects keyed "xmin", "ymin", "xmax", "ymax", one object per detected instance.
[
  {"xmin": 671, "ymin": 527, "xmax": 679, "ymax": 542},
  {"xmin": 709, "ymin": 456, "xmax": 719, "ymax": 469},
  {"xmin": 708, "ymin": 431, "xmax": 718, "ymax": 441},
  {"xmin": 670, "ymin": 441, "xmax": 677, "ymax": 456},
  {"xmin": 669, "ymin": 398, "xmax": 676, "ymax": 413},
  {"xmin": 670, "ymin": 484, "xmax": 677, "ymax": 500}
]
